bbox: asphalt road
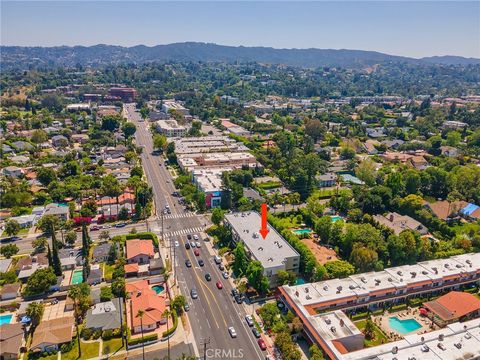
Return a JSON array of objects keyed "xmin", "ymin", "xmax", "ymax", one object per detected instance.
[{"xmin": 125, "ymin": 104, "xmax": 265, "ymax": 360}]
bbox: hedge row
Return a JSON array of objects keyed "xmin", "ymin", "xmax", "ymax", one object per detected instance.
[
  {"xmin": 388, "ymin": 304, "xmax": 408, "ymax": 313},
  {"xmin": 162, "ymin": 310, "xmax": 178, "ymax": 338},
  {"xmin": 127, "ymin": 333, "xmax": 158, "ymax": 346}
]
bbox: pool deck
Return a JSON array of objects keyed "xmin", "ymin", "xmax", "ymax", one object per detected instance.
[{"xmin": 373, "ymin": 308, "xmax": 438, "ymax": 342}]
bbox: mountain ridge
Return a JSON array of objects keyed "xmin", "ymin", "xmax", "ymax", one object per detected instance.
[{"xmin": 1, "ymin": 42, "xmax": 479, "ymax": 70}]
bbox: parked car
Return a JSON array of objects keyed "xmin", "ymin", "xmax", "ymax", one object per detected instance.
[
  {"xmin": 222, "ymin": 271, "xmax": 229, "ymax": 279},
  {"xmin": 245, "ymin": 315, "xmax": 254, "ymax": 327},
  {"xmin": 193, "ymin": 234, "xmax": 199, "ymax": 241},
  {"xmin": 115, "ymin": 223, "xmax": 127, "ymax": 228},
  {"xmin": 252, "ymin": 328, "xmax": 261, "ymax": 338},
  {"xmin": 214, "ymin": 255, "xmax": 222, "ymax": 264},
  {"xmin": 258, "ymin": 339, "xmax": 267, "ymax": 351},
  {"xmin": 184, "ymin": 303, "xmax": 190, "ymax": 312},
  {"xmin": 190, "ymin": 289, "xmax": 198, "ymax": 299},
  {"xmin": 174, "ymin": 240, "xmax": 179, "ymax": 247},
  {"xmin": 219, "ymin": 264, "xmax": 225, "ymax": 271},
  {"xmin": 228, "ymin": 327, "xmax": 237, "ymax": 338},
  {"xmin": 187, "ymin": 234, "xmax": 192, "ymax": 240},
  {"xmin": 195, "ymin": 242, "xmax": 201, "ymax": 248},
  {"xmin": 234, "ymin": 295, "xmax": 243, "ymax": 304},
  {"xmin": 190, "ymin": 241, "xmax": 196, "ymax": 248},
  {"xmin": 90, "ymin": 226, "xmax": 100, "ymax": 231},
  {"xmin": 216, "ymin": 281, "xmax": 223, "ymax": 289},
  {"xmin": 231, "ymin": 289, "xmax": 239, "ymax": 297}
]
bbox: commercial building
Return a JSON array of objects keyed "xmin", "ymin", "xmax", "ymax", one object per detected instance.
[
  {"xmin": 161, "ymin": 100, "xmax": 190, "ymax": 117},
  {"xmin": 155, "ymin": 120, "xmax": 187, "ymax": 137},
  {"xmin": 108, "ymin": 87, "xmax": 137, "ymax": 102},
  {"xmin": 279, "ymin": 252, "xmax": 480, "ymax": 359},
  {"xmin": 224, "ymin": 212, "xmax": 300, "ymax": 287},
  {"xmin": 192, "ymin": 168, "xmax": 228, "ymax": 208}
]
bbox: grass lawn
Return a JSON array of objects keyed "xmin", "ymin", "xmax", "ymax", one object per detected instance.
[
  {"xmin": 27, "ymin": 353, "xmax": 58, "ymax": 360},
  {"xmin": 102, "ymin": 263, "xmax": 115, "ymax": 281},
  {"xmin": 355, "ymin": 320, "xmax": 389, "ymax": 347},
  {"xmin": 62, "ymin": 340, "xmax": 100, "ymax": 360},
  {"xmin": 452, "ymin": 222, "xmax": 480, "ymax": 235},
  {"xmin": 102, "ymin": 337, "xmax": 125, "ymax": 356},
  {"xmin": 17, "ymin": 228, "xmax": 30, "ymax": 235}
]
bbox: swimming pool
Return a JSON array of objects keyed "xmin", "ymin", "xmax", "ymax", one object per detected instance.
[
  {"xmin": 292, "ymin": 228, "xmax": 312, "ymax": 235},
  {"xmin": 0, "ymin": 314, "xmax": 13, "ymax": 326},
  {"xmin": 330, "ymin": 215, "xmax": 344, "ymax": 222},
  {"xmin": 389, "ymin": 317, "xmax": 422, "ymax": 334},
  {"xmin": 152, "ymin": 285, "xmax": 165, "ymax": 294},
  {"xmin": 71, "ymin": 270, "xmax": 84, "ymax": 285}
]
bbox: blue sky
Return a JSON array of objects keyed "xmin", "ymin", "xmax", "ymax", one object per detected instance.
[{"xmin": 1, "ymin": 1, "xmax": 479, "ymax": 58}]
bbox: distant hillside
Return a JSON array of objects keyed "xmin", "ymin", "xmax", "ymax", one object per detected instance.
[{"xmin": 1, "ymin": 42, "xmax": 478, "ymax": 70}]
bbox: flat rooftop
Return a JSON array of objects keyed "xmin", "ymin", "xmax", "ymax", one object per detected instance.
[
  {"xmin": 193, "ymin": 168, "xmax": 230, "ymax": 192},
  {"xmin": 309, "ymin": 311, "xmax": 363, "ymax": 342},
  {"xmin": 173, "ymin": 136, "xmax": 249, "ymax": 155},
  {"xmin": 156, "ymin": 120, "xmax": 186, "ymax": 130},
  {"xmin": 224, "ymin": 212, "xmax": 299, "ymax": 268}
]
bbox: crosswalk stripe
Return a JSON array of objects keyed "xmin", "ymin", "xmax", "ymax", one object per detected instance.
[
  {"xmin": 163, "ymin": 226, "xmax": 205, "ymax": 239},
  {"xmin": 162, "ymin": 212, "xmax": 196, "ymax": 220}
]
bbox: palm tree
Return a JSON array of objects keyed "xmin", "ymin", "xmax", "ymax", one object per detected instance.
[
  {"xmin": 68, "ymin": 284, "xmax": 90, "ymax": 358},
  {"xmin": 162, "ymin": 309, "xmax": 172, "ymax": 359},
  {"xmin": 26, "ymin": 302, "xmax": 44, "ymax": 328},
  {"xmin": 136, "ymin": 310, "xmax": 145, "ymax": 360}
]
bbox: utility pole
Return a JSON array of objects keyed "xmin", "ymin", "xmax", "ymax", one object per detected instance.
[{"xmin": 200, "ymin": 337, "xmax": 210, "ymax": 360}]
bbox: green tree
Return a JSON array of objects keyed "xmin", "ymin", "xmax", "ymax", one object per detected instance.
[
  {"xmin": 68, "ymin": 283, "xmax": 91, "ymax": 358},
  {"xmin": 277, "ymin": 270, "xmax": 297, "ymax": 286},
  {"xmin": 304, "ymin": 119, "xmax": 326, "ymax": 142},
  {"xmin": 211, "ymin": 208, "xmax": 224, "ymax": 226},
  {"xmin": 4, "ymin": 219, "xmax": 20, "ymax": 237},
  {"xmin": 100, "ymin": 286, "xmax": 113, "ymax": 302},
  {"xmin": 101, "ymin": 115, "xmax": 121, "ymax": 131},
  {"xmin": 51, "ymin": 232, "xmax": 62, "ymax": 276},
  {"xmin": 37, "ymin": 214, "xmax": 59, "ymax": 236},
  {"xmin": 232, "ymin": 242, "xmax": 249, "ymax": 276},
  {"xmin": 171, "ymin": 295, "xmax": 187, "ymax": 313},
  {"xmin": 23, "ymin": 267, "xmax": 57, "ymax": 296},
  {"xmin": 65, "ymin": 230, "xmax": 77, "ymax": 246},
  {"xmin": 31, "ymin": 129, "xmax": 48, "ymax": 144},
  {"xmin": 314, "ymin": 216, "xmax": 332, "ymax": 244},
  {"xmin": 355, "ymin": 159, "xmax": 377, "ymax": 186},
  {"xmin": 153, "ymin": 134, "xmax": 167, "ymax": 152},
  {"xmin": 122, "ymin": 122, "xmax": 137, "ymax": 138},
  {"xmin": 0, "ymin": 244, "xmax": 19, "ymax": 258},
  {"xmin": 26, "ymin": 302, "xmax": 45, "ymax": 328},
  {"xmin": 118, "ymin": 207, "xmax": 129, "ymax": 220},
  {"xmin": 246, "ymin": 260, "xmax": 269, "ymax": 294},
  {"xmin": 324, "ymin": 260, "xmax": 355, "ymax": 278},
  {"xmin": 364, "ymin": 318, "xmax": 376, "ymax": 340},
  {"xmin": 309, "ymin": 344, "xmax": 325, "ymax": 360},
  {"xmin": 385, "ymin": 172, "xmax": 405, "ymax": 197},
  {"xmin": 446, "ymin": 131, "xmax": 461, "ymax": 147},
  {"xmin": 349, "ymin": 244, "xmax": 378, "ymax": 272},
  {"xmin": 112, "ymin": 278, "xmax": 126, "ymax": 298},
  {"xmin": 340, "ymin": 146, "xmax": 356, "ymax": 159}
]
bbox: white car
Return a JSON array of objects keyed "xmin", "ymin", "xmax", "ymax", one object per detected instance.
[
  {"xmin": 174, "ymin": 241, "xmax": 179, "ymax": 247},
  {"xmin": 193, "ymin": 234, "xmax": 199, "ymax": 241},
  {"xmin": 228, "ymin": 327, "xmax": 237, "ymax": 338},
  {"xmin": 245, "ymin": 315, "xmax": 254, "ymax": 327},
  {"xmin": 222, "ymin": 271, "xmax": 230, "ymax": 279},
  {"xmin": 195, "ymin": 242, "xmax": 201, "ymax": 248}
]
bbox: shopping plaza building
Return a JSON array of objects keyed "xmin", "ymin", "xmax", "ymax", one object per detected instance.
[{"xmin": 279, "ymin": 252, "xmax": 480, "ymax": 359}]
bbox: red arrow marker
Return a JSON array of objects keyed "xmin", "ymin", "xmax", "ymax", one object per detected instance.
[{"xmin": 259, "ymin": 203, "xmax": 269, "ymax": 239}]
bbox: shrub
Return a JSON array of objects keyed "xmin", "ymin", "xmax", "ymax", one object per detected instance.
[
  {"xmin": 388, "ymin": 304, "xmax": 407, "ymax": 313},
  {"xmin": 60, "ymin": 340, "xmax": 74, "ymax": 353},
  {"xmin": 125, "ymin": 232, "xmax": 159, "ymax": 246},
  {"xmin": 92, "ymin": 329, "xmax": 102, "ymax": 339},
  {"xmin": 102, "ymin": 329, "xmax": 114, "ymax": 340},
  {"xmin": 81, "ymin": 327, "xmax": 94, "ymax": 340},
  {"xmin": 162, "ymin": 310, "xmax": 178, "ymax": 338},
  {"xmin": 127, "ymin": 333, "xmax": 158, "ymax": 346},
  {"xmin": 351, "ymin": 312, "xmax": 369, "ymax": 321}
]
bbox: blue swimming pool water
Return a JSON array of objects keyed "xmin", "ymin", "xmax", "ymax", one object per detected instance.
[
  {"xmin": 152, "ymin": 285, "xmax": 165, "ymax": 294},
  {"xmin": 0, "ymin": 314, "xmax": 13, "ymax": 326},
  {"xmin": 295, "ymin": 278, "xmax": 306, "ymax": 285},
  {"xmin": 389, "ymin": 317, "xmax": 422, "ymax": 334},
  {"xmin": 330, "ymin": 215, "xmax": 344, "ymax": 222},
  {"xmin": 71, "ymin": 270, "xmax": 83, "ymax": 285},
  {"xmin": 292, "ymin": 228, "xmax": 312, "ymax": 235}
]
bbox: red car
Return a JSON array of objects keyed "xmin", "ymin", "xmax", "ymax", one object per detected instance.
[
  {"xmin": 194, "ymin": 249, "xmax": 200, "ymax": 256},
  {"xmin": 258, "ymin": 339, "xmax": 267, "ymax": 351},
  {"xmin": 216, "ymin": 281, "xmax": 223, "ymax": 289},
  {"xmin": 90, "ymin": 226, "xmax": 100, "ymax": 231}
]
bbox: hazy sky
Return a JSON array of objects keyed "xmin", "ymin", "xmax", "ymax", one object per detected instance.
[{"xmin": 1, "ymin": 1, "xmax": 479, "ymax": 58}]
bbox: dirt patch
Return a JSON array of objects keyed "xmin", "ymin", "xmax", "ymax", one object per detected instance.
[{"xmin": 303, "ymin": 238, "xmax": 338, "ymax": 265}]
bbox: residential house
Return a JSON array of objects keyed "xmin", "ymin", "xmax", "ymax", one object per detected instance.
[
  {"xmin": 10, "ymin": 155, "xmax": 30, "ymax": 165},
  {"xmin": 362, "ymin": 140, "xmax": 379, "ymax": 155},
  {"xmin": 2, "ymin": 166, "xmax": 24, "ymax": 178},
  {"xmin": 0, "ymin": 258, "xmax": 12, "ymax": 273},
  {"xmin": 460, "ymin": 203, "xmax": 480, "ymax": 222},
  {"xmin": 126, "ymin": 240, "xmax": 155, "ymax": 264},
  {"xmin": 71, "ymin": 134, "xmax": 90, "ymax": 144},
  {"xmin": 317, "ymin": 173, "xmax": 337, "ymax": 188},
  {"xmin": 409, "ymin": 155, "xmax": 429, "ymax": 170},
  {"xmin": 126, "ymin": 280, "xmax": 167, "ymax": 334},
  {"xmin": 85, "ymin": 298, "xmax": 123, "ymax": 331},
  {"xmin": 92, "ymin": 243, "xmax": 112, "ymax": 263},
  {"xmin": 424, "ymin": 200, "xmax": 469, "ymax": 221},
  {"xmin": 87, "ymin": 265, "xmax": 103, "ymax": 285},
  {"xmin": 373, "ymin": 212, "xmax": 428, "ymax": 235},
  {"xmin": 339, "ymin": 174, "xmax": 365, "ymax": 185},
  {"xmin": 8, "ymin": 214, "xmax": 38, "ymax": 228},
  {"xmin": 440, "ymin": 146, "xmax": 459, "ymax": 158},
  {"xmin": 382, "ymin": 139, "xmax": 405, "ymax": 150},
  {"xmin": 149, "ymin": 258, "xmax": 164, "ymax": 275},
  {"xmin": 366, "ymin": 127, "xmax": 386, "ymax": 138},
  {"xmin": 11, "ymin": 141, "xmax": 33, "ymax": 152},
  {"xmin": 0, "ymin": 283, "xmax": 21, "ymax": 300},
  {"xmin": 43, "ymin": 203, "xmax": 69, "ymax": 221},
  {"xmin": 30, "ymin": 317, "xmax": 74, "ymax": 352},
  {"xmin": 16, "ymin": 254, "xmax": 49, "ymax": 281},
  {"xmin": 58, "ymin": 249, "xmax": 82, "ymax": 270},
  {"xmin": 0, "ymin": 323, "xmax": 25, "ymax": 360},
  {"xmin": 51, "ymin": 135, "xmax": 69, "ymax": 148}
]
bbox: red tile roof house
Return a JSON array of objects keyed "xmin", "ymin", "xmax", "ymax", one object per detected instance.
[
  {"xmin": 126, "ymin": 280, "xmax": 167, "ymax": 335},
  {"xmin": 126, "ymin": 239, "xmax": 155, "ymax": 264},
  {"xmin": 424, "ymin": 291, "xmax": 480, "ymax": 327}
]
